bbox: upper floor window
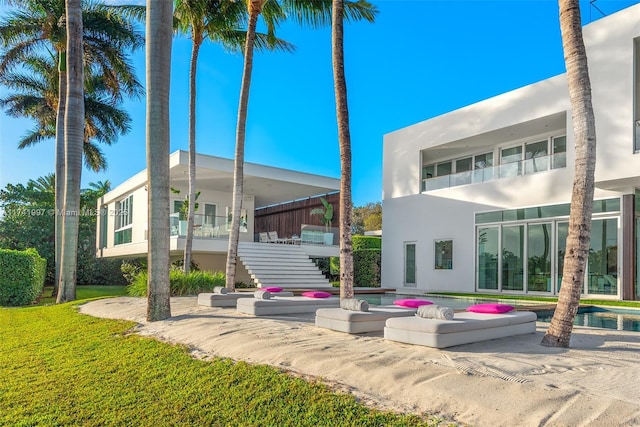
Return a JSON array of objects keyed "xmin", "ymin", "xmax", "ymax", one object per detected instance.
[
  {"xmin": 114, "ymin": 195, "xmax": 133, "ymax": 245},
  {"xmin": 422, "ymin": 152, "xmax": 493, "ymax": 191}
]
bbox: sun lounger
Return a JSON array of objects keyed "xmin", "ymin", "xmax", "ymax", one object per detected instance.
[
  {"xmin": 315, "ymin": 306, "xmax": 417, "ymax": 334},
  {"xmin": 236, "ymin": 295, "xmax": 340, "ymax": 316},
  {"xmin": 384, "ymin": 311, "xmax": 537, "ymax": 348},
  {"xmin": 197, "ymin": 292, "xmax": 255, "ymax": 308}
]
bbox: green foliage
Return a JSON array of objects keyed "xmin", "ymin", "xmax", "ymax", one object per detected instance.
[
  {"xmin": 0, "ymin": 175, "xmax": 127, "ymax": 286},
  {"xmin": 128, "ymin": 269, "xmax": 227, "ymax": 296},
  {"xmin": 353, "ymin": 249, "xmax": 381, "ymax": 287},
  {"xmin": 170, "ymin": 187, "xmax": 200, "ymax": 219},
  {"xmin": 353, "ymin": 235, "xmax": 382, "ymax": 250},
  {"xmin": 0, "ymin": 303, "xmax": 444, "ymax": 426},
  {"xmin": 352, "ymin": 201, "xmax": 382, "ymax": 235},
  {"xmin": 0, "ymin": 248, "xmax": 46, "ymax": 306},
  {"xmin": 310, "ymin": 197, "xmax": 334, "ymax": 231}
]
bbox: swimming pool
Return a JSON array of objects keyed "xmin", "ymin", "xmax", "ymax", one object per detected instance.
[
  {"xmin": 535, "ymin": 307, "xmax": 640, "ymax": 332},
  {"xmin": 357, "ymin": 293, "xmax": 640, "ymax": 333}
]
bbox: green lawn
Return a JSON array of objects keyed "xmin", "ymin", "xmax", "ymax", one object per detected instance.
[
  {"xmin": 35, "ymin": 285, "xmax": 129, "ymax": 306},
  {"xmin": 0, "ymin": 301, "xmax": 450, "ymax": 427}
]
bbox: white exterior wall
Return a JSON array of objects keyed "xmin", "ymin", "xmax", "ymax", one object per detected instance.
[{"xmin": 382, "ymin": 4, "xmax": 640, "ymax": 294}]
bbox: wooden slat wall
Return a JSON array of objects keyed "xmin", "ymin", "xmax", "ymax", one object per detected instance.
[{"xmin": 254, "ymin": 192, "xmax": 340, "ymax": 239}]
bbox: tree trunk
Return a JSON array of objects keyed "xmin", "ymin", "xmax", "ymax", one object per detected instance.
[
  {"xmin": 146, "ymin": 0, "xmax": 172, "ymax": 321},
  {"xmin": 57, "ymin": 0, "xmax": 83, "ymax": 304},
  {"xmin": 184, "ymin": 37, "xmax": 202, "ymax": 274},
  {"xmin": 225, "ymin": 0, "xmax": 263, "ymax": 291},
  {"xmin": 332, "ymin": 0, "xmax": 354, "ymax": 300},
  {"xmin": 541, "ymin": 0, "xmax": 597, "ymax": 348},
  {"xmin": 53, "ymin": 52, "xmax": 66, "ymax": 298}
]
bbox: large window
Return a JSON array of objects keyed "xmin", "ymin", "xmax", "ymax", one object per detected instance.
[
  {"xmin": 476, "ymin": 204, "xmax": 619, "ymax": 296},
  {"xmin": 114, "ymin": 195, "xmax": 133, "ymax": 245},
  {"xmin": 423, "ymin": 151, "xmax": 494, "ymax": 191}
]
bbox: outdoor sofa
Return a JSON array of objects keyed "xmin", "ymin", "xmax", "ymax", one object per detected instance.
[
  {"xmin": 384, "ymin": 310, "xmax": 537, "ymax": 348},
  {"xmin": 236, "ymin": 295, "xmax": 339, "ymax": 316},
  {"xmin": 315, "ymin": 306, "xmax": 418, "ymax": 334}
]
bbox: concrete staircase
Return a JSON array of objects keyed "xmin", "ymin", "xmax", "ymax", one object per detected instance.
[{"xmin": 237, "ymin": 242, "xmax": 331, "ymax": 289}]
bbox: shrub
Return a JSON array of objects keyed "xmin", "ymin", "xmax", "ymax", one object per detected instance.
[
  {"xmin": 0, "ymin": 248, "xmax": 46, "ymax": 306},
  {"xmin": 352, "ymin": 235, "xmax": 381, "ymax": 251},
  {"xmin": 127, "ymin": 269, "xmax": 226, "ymax": 296},
  {"xmin": 353, "ymin": 249, "xmax": 381, "ymax": 287}
]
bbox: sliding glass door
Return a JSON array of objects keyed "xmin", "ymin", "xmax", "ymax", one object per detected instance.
[
  {"xmin": 477, "ymin": 227, "xmax": 499, "ymax": 290},
  {"xmin": 527, "ymin": 223, "xmax": 552, "ymax": 292}
]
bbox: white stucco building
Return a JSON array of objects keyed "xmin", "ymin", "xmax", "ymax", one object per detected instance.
[{"xmin": 382, "ymin": 3, "xmax": 640, "ymax": 300}]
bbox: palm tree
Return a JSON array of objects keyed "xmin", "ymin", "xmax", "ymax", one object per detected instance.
[
  {"xmin": 0, "ymin": 53, "xmax": 133, "ymax": 171},
  {"xmin": 56, "ymin": 0, "xmax": 84, "ymax": 303},
  {"xmin": 224, "ymin": 0, "xmax": 377, "ymax": 291},
  {"xmin": 541, "ymin": 0, "xmax": 597, "ymax": 348},
  {"xmin": 174, "ymin": 0, "xmax": 293, "ymax": 274},
  {"xmin": 0, "ymin": 0, "xmax": 143, "ymax": 296},
  {"xmin": 146, "ymin": 0, "xmax": 173, "ymax": 321}
]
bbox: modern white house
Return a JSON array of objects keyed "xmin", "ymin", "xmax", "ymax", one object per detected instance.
[
  {"xmin": 382, "ymin": 3, "xmax": 640, "ymax": 300},
  {"xmin": 96, "ymin": 150, "xmax": 340, "ymax": 287}
]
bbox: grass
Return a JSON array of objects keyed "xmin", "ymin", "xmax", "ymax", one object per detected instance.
[
  {"xmin": 35, "ymin": 285, "xmax": 128, "ymax": 306},
  {"xmin": 429, "ymin": 292, "xmax": 640, "ymax": 308},
  {"xmin": 0, "ymin": 301, "xmax": 451, "ymax": 427}
]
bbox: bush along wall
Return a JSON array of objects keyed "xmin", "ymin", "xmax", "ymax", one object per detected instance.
[
  {"xmin": 352, "ymin": 235, "xmax": 382, "ymax": 251},
  {"xmin": 0, "ymin": 248, "xmax": 46, "ymax": 306},
  {"xmin": 322, "ymin": 235, "xmax": 382, "ymax": 287}
]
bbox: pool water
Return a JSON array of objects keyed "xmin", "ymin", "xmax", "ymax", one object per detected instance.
[
  {"xmin": 536, "ymin": 308, "xmax": 640, "ymax": 332},
  {"xmin": 358, "ymin": 293, "xmax": 640, "ymax": 333}
]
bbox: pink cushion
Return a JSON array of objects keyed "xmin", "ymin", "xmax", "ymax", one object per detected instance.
[
  {"xmin": 393, "ymin": 299, "xmax": 433, "ymax": 308},
  {"xmin": 301, "ymin": 291, "xmax": 332, "ymax": 299},
  {"xmin": 264, "ymin": 287, "xmax": 283, "ymax": 293},
  {"xmin": 466, "ymin": 303, "xmax": 514, "ymax": 314}
]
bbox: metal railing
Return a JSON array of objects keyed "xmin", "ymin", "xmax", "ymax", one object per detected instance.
[{"xmin": 422, "ymin": 152, "xmax": 566, "ymax": 192}]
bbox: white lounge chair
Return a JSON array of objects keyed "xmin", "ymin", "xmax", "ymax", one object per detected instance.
[
  {"xmin": 384, "ymin": 311, "xmax": 537, "ymax": 348},
  {"xmin": 315, "ymin": 305, "xmax": 417, "ymax": 334},
  {"xmin": 267, "ymin": 231, "xmax": 288, "ymax": 244},
  {"xmin": 197, "ymin": 292, "xmax": 254, "ymax": 308},
  {"xmin": 236, "ymin": 295, "xmax": 340, "ymax": 316}
]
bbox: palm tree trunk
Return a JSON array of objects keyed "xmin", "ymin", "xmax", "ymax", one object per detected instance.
[
  {"xmin": 54, "ymin": 52, "xmax": 66, "ymax": 298},
  {"xmin": 225, "ymin": 0, "xmax": 263, "ymax": 290},
  {"xmin": 184, "ymin": 37, "xmax": 202, "ymax": 274},
  {"xmin": 541, "ymin": 0, "xmax": 597, "ymax": 347},
  {"xmin": 332, "ymin": 0, "xmax": 354, "ymax": 300},
  {"xmin": 146, "ymin": 0, "xmax": 172, "ymax": 321},
  {"xmin": 56, "ymin": 0, "xmax": 83, "ymax": 304}
]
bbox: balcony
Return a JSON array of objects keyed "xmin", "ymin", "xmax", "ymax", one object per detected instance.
[
  {"xmin": 422, "ymin": 152, "xmax": 566, "ymax": 192},
  {"xmin": 170, "ymin": 213, "xmax": 235, "ymax": 238}
]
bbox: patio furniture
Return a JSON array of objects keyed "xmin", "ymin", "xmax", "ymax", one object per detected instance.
[
  {"xmin": 384, "ymin": 310, "xmax": 537, "ymax": 348},
  {"xmin": 236, "ymin": 295, "xmax": 340, "ymax": 316},
  {"xmin": 197, "ymin": 292, "xmax": 254, "ymax": 308},
  {"xmin": 268, "ymin": 231, "xmax": 288, "ymax": 244},
  {"xmin": 315, "ymin": 305, "xmax": 417, "ymax": 334}
]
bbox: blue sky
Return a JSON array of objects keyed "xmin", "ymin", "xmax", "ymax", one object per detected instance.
[{"xmin": 1, "ymin": 0, "xmax": 639, "ymax": 206}]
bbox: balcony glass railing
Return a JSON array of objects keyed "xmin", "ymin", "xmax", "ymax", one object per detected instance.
[
  {"xmin": 170, "ymin": 213, "xmax": 232, "ymax": 238},
  {"xmin": 422, "ymin": 152, "xmax": 566, "ymax": 192}
]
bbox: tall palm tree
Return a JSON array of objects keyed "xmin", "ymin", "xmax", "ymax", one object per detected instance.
[
  {"xmin": 56, "ymin": 0, "xmax": 84, "ymax": 303},
  {"xmin": 541, "ymin": 0, "xmax": 597, "ymax": 348},
  {"xmin": 174, "ymin": 0, "xmax": 292, "ymax": 274},
  {"xmin": 146, "ymin": 0, "xmax": 173, "ymax": 321},
  {"xmin": 0, "ymin": 53, "xmax": 133, "ymax": 171},
  {"xmin": 224, "ymin": 0, "xmax": 377, "ymax": 290},
  {"xmin": 0, "ymin": 0, "xmax": 143, "ymax": 296}
]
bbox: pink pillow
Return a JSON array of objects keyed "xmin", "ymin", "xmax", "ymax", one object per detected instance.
[
  {"xmin": 264, "ymin": 287, "xmax": 283, "ymax": 293},
  {"xmin": 466, "ymin": 303, "xmax": 514, "ymax": 314},
  {"xmin": 301, "ymin": 291, "xmax": 332, "ymax": 299},
  {"xmin": 393, "ymin": 299, "xmax": 433, "ymax": 308}
]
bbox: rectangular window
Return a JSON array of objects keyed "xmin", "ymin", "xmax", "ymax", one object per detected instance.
[
  {"xmin": 500, "ymin": 146, "xmax": 522, "ymax": 178},
  {"xmin": 473, "ymin": 152, "xmax": 494, "ymax": 182},
  {"xmin": 204, "ymin": 204, "xmax": 217, "ymax": 225},
  {"xmin": 524, "ymin": 140, "xmax": 549, "ymax": 174},
  {"xmin": 114, "ymin": 195, "xmax": 133, "ymax": 245},
  {"xmin": 174, "ymin": 200, "xmax": 184, "ymax": 220},
  {"xmin": 453, "ymin": 158, "xmax": 472, "ymax": 186},
  {"xmin": 552, "ymin": 136, "xmax": 567, "ymax": 169},
  {"xmin": 434, "ymin": 239, "xmax": 453, "ymax": 269},
  {"xmin": 436, "ymin": 161, "xmax": 452, "ymax": 176},
  {"xmin": 478, "ymin": 227, "xmax": 499, "ymax": 290},
  {"xmin": 502, "ymin": 225, "xmax": 524, "ymax": 291}
]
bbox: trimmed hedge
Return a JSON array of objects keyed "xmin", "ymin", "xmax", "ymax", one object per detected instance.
[
  {"xmin": 354, "ymin": 249, "xmax": 381, "ymax": 287},
  {"xmin": 0, "ymin": 248, "xmax": 46, "ymax": 306},
  {"xmin": 352, "ymin": 235, "xmax": 381, "ymax": 250}
]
